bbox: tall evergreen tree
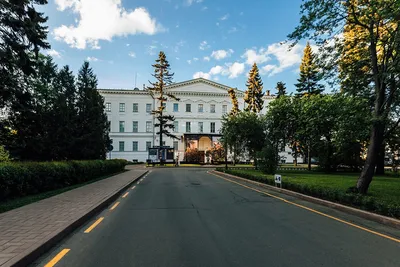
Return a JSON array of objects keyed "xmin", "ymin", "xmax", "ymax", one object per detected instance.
[
  {"xmin": 0, "ymin": 0, "xmax": 50, "ymax": 108},
  {"xmin": 295, "ymin": 42, "xmax": 324, "ymax": 97},
  {"xmin": 275, "ymin": 82, "xmax": 287, "ymax": 98},
  {"xmin": 75, "ymin": 62, "xmax": 110, "ymax": 160},
  {"xmin": 147, "ymin": 51, "xmax": 180, "ymax": 152},
  {"xmin": 228, "ymin": 88, "xmax": 239, "ymax": 116},
  {"xmin": 244, "ymin": 63, "xmax": 264, "ymax": 112}
]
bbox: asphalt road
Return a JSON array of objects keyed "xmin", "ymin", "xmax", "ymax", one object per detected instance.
[{"xmin": 34, "ymin": 168, "xmax": 400, "ymax": 267}]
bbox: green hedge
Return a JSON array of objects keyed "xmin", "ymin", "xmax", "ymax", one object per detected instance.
[
  {"xmin": 0, "ymin": 159, "xmax": 127, "ymax": 202},
  {"xmin": 217, "ymin": 168, "xmax": 400, "ymax": 219}
]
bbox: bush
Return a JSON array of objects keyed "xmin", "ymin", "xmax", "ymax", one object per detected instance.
[
  {"xmin": 257, "ymin": 141, "xmax": 280, "ymax": 174},
  {"xmin": 217, "ymin": 168, "xmax": 400, "ymax": 219},
  {"xmin": 0, "ymin": 159, "xmax": 127, "ymax": 202}
]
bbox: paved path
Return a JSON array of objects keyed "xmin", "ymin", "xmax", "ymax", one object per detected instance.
[
  {"xmin": 0, "ymin": 166, "xmax": 146, "ymax": 267},
  {"xmin": 34, "ymin": 168, "xmax": 400, "ymax": 267}
]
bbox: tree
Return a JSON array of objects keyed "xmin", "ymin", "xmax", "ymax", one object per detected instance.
[
  {"xmin": 228, "ymin": 88, "xmax": 240, "ymax": 115},
  {"xmin": 295, "ymin": 42, "xmax": 324, "ymax": 97},
  {"xmin": 147, "ymin": 51, "xmax": 180, "ymax": 157},
  {"xmin": 75, "ymin": 62, "xmax": 110, "ymax": 160},
  {"xmin": 220, "ymin": 114, "xmax": 246, "ymax": 165},
  {"xmin": 244, "ymin": 63, "xmax": 264, "ymax": 112},
  {"xmin": 0, "ymin": 146, "xmax": 10, "ymax": 162},
  {"xmin": 0, "ymin": 0, "xmax": 50, "ymax": 108},
  {"xmin": 289, "ymin": 0, "xmax": 400, "ymax": 193},
  {"xmin": 275, "ymin": 82, "xmax": 287, "ymax": 98}
]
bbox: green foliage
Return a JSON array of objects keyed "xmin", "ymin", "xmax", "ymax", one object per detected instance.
[
  {"xmin": 0, "ymin": 159, "xmax": 127, "ymax": 202},
  {"xmin": 0, "ymin": 146, "xmax": 10, "ymax": 162},
  {"xmin": 220, "ymin": 169, "xmax": 400, "ymax": 219},
  {"xmin": 257, "ymin": 140, "xmax": 280, "ymax": 174},
  {"xmin": 244, "ymin": 63, "xmax": 264, "ymax": 113},
  {"xmin": 0, "ymin": 0, "xmax": 50, "ymax": 108},
  {"xmin": 295, "ymin": 43, "xmax": 324, "ymax": 97},
  {"xmin": 275, "ymin": 82, "xmax": 287, "ymax": 98},
  {"xmin": 147, "ymin": 51, "xmax": 179, "ymax": 147}
]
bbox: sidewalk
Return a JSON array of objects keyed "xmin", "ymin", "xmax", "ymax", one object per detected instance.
[{"xmin": 0, "ymin": 167, "xmax": 147, "ymax": 267}]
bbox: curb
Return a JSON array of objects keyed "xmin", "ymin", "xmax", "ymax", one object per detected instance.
[
  {"xmin": 10, "ymin": 170, "xmax": 148, "ymax": 267},
  {"xmin": 211, "ymin": 170, "xmax": 400, "ymax": 230}
]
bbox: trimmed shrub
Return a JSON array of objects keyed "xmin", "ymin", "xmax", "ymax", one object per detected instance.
[{"xmin": 0, "ymin": 159, "xmax": 127, "ymax": 201}]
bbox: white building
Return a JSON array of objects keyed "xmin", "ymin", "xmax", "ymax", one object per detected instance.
[{"xmin": 99, "ymin": 78, "xmax": 295, "ymax": 163}]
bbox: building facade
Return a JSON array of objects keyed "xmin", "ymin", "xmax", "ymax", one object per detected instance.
[{"xmin": 99, "ymin": 78, "xmax": 295, "ymax": 163}]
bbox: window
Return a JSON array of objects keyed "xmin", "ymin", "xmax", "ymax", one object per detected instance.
[
  {"xmin": 105, "ymin": 102, "xmax": 111, "ymax": 112},
  {"xmin": 173, "ymin": 121, "xmax": 179, "ymax": 133},
  {"xmin": 186, "ymin": 104, "xmax": 191, "ymax": 112},
  {"xmin": 119, "ymin": 103, "xmax": 125, "ymax": 112},
  {"xmin": 210, "ymin": 122, "xmax": 216, "ymax": 133},
  {"xmin": 119, "ymin": 141, "xmax": 125, "ymax": 151},
  {"xmin": 173, "ymin": 141, "xmax": 179, "ymax": 151},
  {"xmin": 108, "ymin": 121, "xmax": 111, "ymax": 131},
  {"xmin": 222, "ymin": 105, "xmax": 227, "ymax": 114},
  {"xmin": 146, "ymin": 103, "xmax": 152, "ymax": 113},
  {"xmin": 173, "ymin": 103, "xmax": 179, "ymax": 112},
  {"xmin": 146, "ymin": 121, "xmax": 152, "ymax": 133},
  {"xmin": 132, "ymin": 121, "xmax": 138, "ymax": 133},
  {"xmin": 132, "ymin": 141, "xmax": 138, "ymax": 152},
  {"xmin": 119, "ymin": 121, "xmax": 125, "ymax": 132},
  {"xmin": 186, "ymin": 122, "xmax": 191, "ymax": 133},
  {"xmin": 146, "ymin": 141, "xmax": 152, "ymax": 151},
  {"xmin": 210, "ymin": 104, "xmax": 216, "ymax": 113},
  {"xmin": 162, "ymin": 102, "xmax": 166, "ymax": 110},
  {"xmin": 132, "ymin": 103, "xmax": 138, "ymax": 113},
  {"xmin": 198, "ymin": 122, "xmax": 203, "ymax": 133},
  {"xmin": 198, "ymin": 104, "xmax": 203, "ymax": 113},
  {"xmin": 162, "ymin": 141, "xmax": 166, "ymax": 146}
]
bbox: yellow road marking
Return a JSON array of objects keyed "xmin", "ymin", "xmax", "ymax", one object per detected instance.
[
  {"xmin": 84, "ymin": 217, "xmax": 104, "ymax": 233},
  {"xmin": 110, "ymin": 202, "xmax": 120, "ymax": 210},
  {"xmin": 44, "ymin": 249, "xmax": 70, "ymax": 267},
  {"xmin": 122, "ymin": 192, "xmax": 129, "ymax": 198},
  {"xmin": 137, "ymin": 181, "xmax": 141, "ymax": 184},
  {"xmin": 131, "ymin": 185, "xmax": 136, "ymax": 189},
  {"xmin": 210, "ymin": 171, "xmax": 400, "ymax": 244}
]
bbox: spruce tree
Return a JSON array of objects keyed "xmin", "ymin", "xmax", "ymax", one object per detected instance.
[
  {"xmin": 147, "ymin": 51, "xmax": 180, "ymax": 154},
  {"xmin": 275, "ymin": 82, "xmax": 287, "ymax": 98},
  {"xmin": 228, "ymin": 88, "xmax": 239, "ymax": 116},
  {"xmin": 295, "ymin": 42, "xmax": 324, "ymax": 97},
  {"xmin": 0, "ymin": 0, "xmax": 50, "ymax": 108},
  {"xmin": 244, "ymin": 63, "xmax": 264, "ymax": 113},
  {"xmin": 75, "ymin": 62, "xmax": 110, "ymax": 160}
]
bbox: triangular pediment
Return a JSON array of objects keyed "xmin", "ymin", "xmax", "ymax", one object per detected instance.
[{"xmin": 166, "ymin": 78, "xmax": 243, "ymax": 95}]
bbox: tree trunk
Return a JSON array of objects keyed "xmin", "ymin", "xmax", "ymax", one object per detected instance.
[
  {"xmin": 375, "ymin": 145, "xmax": 385, "ymax": 175},
  {"xmin": 356, "ymin": 124, "xmax": 384, "ymax": 194},
  {"xmin": 293, "ymin": 144, "xmax": 298, "ymax": 166},
  {"xmin": 307, "ymin": 146, "xmax": 311, "ymax": 171}
]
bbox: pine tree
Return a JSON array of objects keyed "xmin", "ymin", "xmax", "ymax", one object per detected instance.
[
  {"xmin": 244, "ymin": 63, "xmax": 264, "ymax": 112},
  {"xmin": 228, "ymin": 88, "xmax": 239, "ymax": 116},
  {"xmin": 0, "ymin": 0, "xmax": 50, "ymax": 108},
  {"xmin": 75, "ymin": 62, "xmax": 110, "ymax": 160},
  {"xmin": 147, "ymin": 51, "xmax": 180, "ymax": 153},
  {"xmin": 275, "ymin": 82, "xmax": 287, "ymax": 98},
  {"xmin": 295, "ymin": 42, "xmax": 324, "ymax": 97}
]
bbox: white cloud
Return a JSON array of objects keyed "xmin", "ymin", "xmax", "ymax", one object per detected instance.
[
  {"xmin": 199, "ymin": 40, "xmax": 210, "ymax": 50},
  {"xmin": 220, "ymin": 14, "xmax": 229, "ymax": 20},
  {"xmin": 128, "ymin": 52, "xmax": 136, "ymax": 58},
  {"xmin": 54, "ymin": 0, "xmax": 161, "ymax": 49},
  {"xmin": 242, "ymin": 48, "xmax": 270, "ymax": 65},
  {"xmin": 210, "ymin": 49, "xmax": 233, "ymax": 60},
  {"xmin": 193, "ymin": 71, "xmax": 210, "ymax": 79},
  {"xmin": 147, "ymin": 45, "xmax": 157, "ymax": 55},
  {"xmin": 176, "ymin": 57, "xmax": 180, "ymax": 60},
  {"xmin": 227, "ymin": 62, "xmax": 245, "ymax": 78},
  {"xmin": 187, "ymin": 59, "xmax": 192, "ymax": 64},
  {"xmin": 209, "ymin": 65, "xmax": 223, "ymax": 75},
  {"xmin": 260, "ymin": 42, "xmax": 303, "ymax": 76},
  {"xmin": 193, "ymin": 57, "xmax": 199, "ymax": 61},
  {"xmin": 202, "ymin": 6, "xmax": 208, "ymax": 11},
  {"xmin": 203, "ymin": 56, "xmax": 210, "ymax": 62},
  {"xmin": 47, "ymin": 49, "xmax": 61, "ymax": 58},
  {"xmin": 126, "ymin": 43, "xmax": 130, "ymax": 46},
  {"xmin": 228, "ymin": 27, "xmax": 237, "ymax": 33},
  {"xmin": 86, "ymin": 56, "xmax": 99, "ymax": 61},
  {"xmin": 185, "ymin": 0, "xmax": 203, "ymax": 6}
]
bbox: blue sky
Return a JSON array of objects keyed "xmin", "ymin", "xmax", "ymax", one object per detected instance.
[{"xmin": 43, "ymin": 0, "xmax": 306, "ymax": 93}]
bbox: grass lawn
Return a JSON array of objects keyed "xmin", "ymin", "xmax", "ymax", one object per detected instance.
[
  {"xmin": 224, "ymin": 169, "xmax": 400, "ymax": 218},
  {"xmin": 0, "ymin": 170, "xmax": 127, "ymax": 214}
]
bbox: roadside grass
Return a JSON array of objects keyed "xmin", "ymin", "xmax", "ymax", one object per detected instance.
[
  {"xmin": 220, "ymin": 169, "xmax": 400, "ymax": 218},
  {"xmin": 0, "ymin": 170, "xmax": 127, "ymax": 214}
]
